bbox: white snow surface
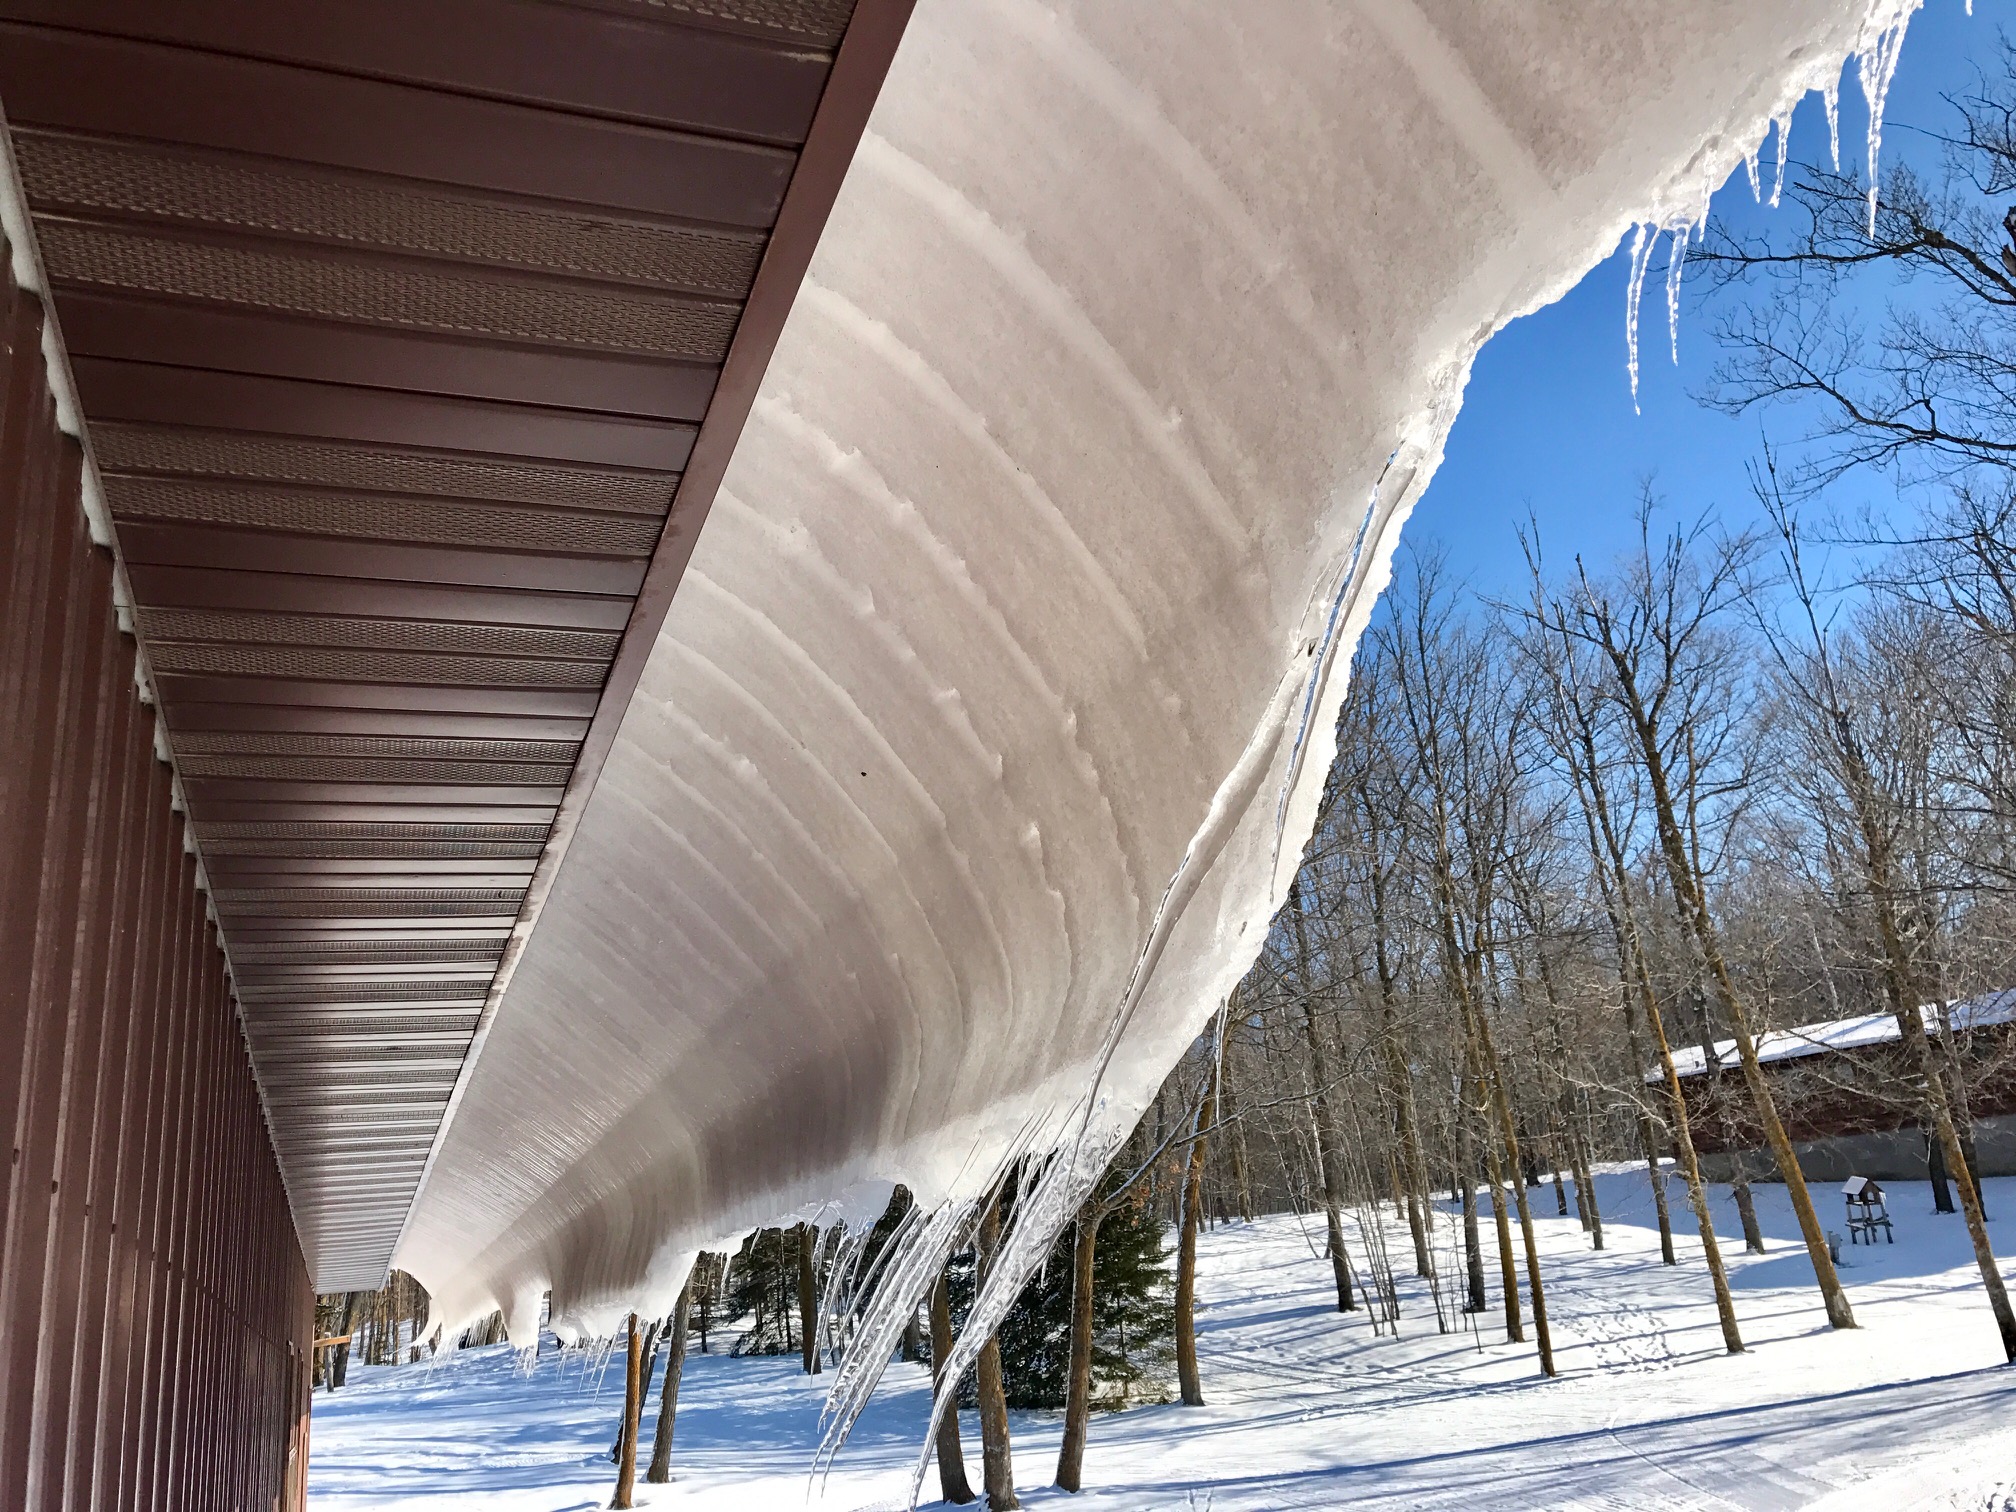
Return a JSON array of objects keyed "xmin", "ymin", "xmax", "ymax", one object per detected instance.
[
  {"xmin": 317, "ymin": 1168, "xmax": 2016, "ymax": 1511},
  {"xmin": 392, "ymin": 0, "xmax": 1933, "ymax": 1350},
  {"xmin": 1663, "ymin": 989, "xmax": 2016, "ymax": 1081}
]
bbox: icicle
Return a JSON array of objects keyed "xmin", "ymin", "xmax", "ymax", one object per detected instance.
[
  {"xmin": 1769, "ymin": 112, "xmax": 1792, "ymax": 208},
  {"xmin": 1624, "ymin": 222, "xmax": 1655, "ymax": 411},
  {"xmin": 1664, "ymin": 222, "xmax": 1691, "ymax": 365},
  {"xmin": 902, "ymin": 1135, "xmax": 1123, "ymax": 1510},
  {"xmin": 1822, "ymin": 77, "xmax": 1841, "ymax": 170},
  {"xmin": 816, "ymin": 1194, "xmax": 978, "ymax": 1481},
  {"xmin": 816, "ymin": 1117, "xmax": 1048, "ymax": 1481},
  {"xmin": 808, "ymin": 1219, "xmax": 870, "ymax": 1381},
  {"xmin": 1856, "ymin": 16, "xmax": 1911, "ymax": 233},
  {"xmin": 846, "ymin": 1205, "xmax": 924, "ymax": 1336},
  {"xmin": 1742, "ymin": 143, "xmax": 1761, "ymax": 202}
]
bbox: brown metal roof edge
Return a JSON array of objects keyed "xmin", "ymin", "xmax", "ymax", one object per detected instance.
[{"xmin": 390, "ymin": 0, "xmax": 917, "ymax": 1265}]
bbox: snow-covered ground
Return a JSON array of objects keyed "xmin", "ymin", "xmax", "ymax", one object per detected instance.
[{"xmin": 309, "ymin": 1169, "xmax": 2016, "ymax": 1510}]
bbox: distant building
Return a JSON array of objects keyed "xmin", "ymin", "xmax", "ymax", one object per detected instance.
[{"xmin": 1654, "ymin": 991, "xmax": 2016, "ymax": 1182}]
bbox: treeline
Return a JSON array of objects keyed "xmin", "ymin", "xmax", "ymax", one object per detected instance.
[
  {"xmin": 311, "ymin": 1271, "xmax": 430, "ymax": 1390},
  {"xmin": 1178, "ymin": 486, "xmax": 2016, "ymax": 1368}
]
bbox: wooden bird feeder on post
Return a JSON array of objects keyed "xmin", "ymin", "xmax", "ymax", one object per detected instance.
[{"xmin": 1844, "ymin": 1176, "xmax": 1894, "ymax": 1245}]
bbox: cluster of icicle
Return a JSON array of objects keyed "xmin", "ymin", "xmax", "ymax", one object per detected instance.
[
  {"xmin": 806, "ymin": 1110, "xmax": 1128, "ymax": 1502},
  {"xmin": 811, "ymin": 673, "xmax": 1313, "ymax": 1500},
  {"xmin": 1625, "ymin": 0, "xmax": 1924, "ymax": 410}
]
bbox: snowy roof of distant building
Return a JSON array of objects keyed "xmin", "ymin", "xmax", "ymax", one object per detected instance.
[{"xmin": 1653, "ymin": 989, "xmax": 2016, "ymax": 1082}]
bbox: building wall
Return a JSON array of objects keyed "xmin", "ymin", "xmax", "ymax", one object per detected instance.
[
  {"xmin": 0, "ymin": 259, "xmax": 312, "ymax": 1507},
  {"xmin": 1701, "ymin": 1113, "xmax": 2016, "ymax": 1187},
  {"xmin": 1678, "ymin": 1028, "xmax": 2016, "ymax": 1155}
]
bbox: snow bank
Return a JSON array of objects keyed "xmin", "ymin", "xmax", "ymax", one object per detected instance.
[
  {"xmin": 319, "ymin": 1169, "xmax": 2016, "ymax": 1510},
  {"xmin": 393, "ymin": 0, "xmax": 1934, "ymax": 1414}
]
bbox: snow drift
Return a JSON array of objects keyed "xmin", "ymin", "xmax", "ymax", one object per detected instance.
[{"xmin": 394, "ymin": 0, "xmax": 1925, "ymax": 1372}]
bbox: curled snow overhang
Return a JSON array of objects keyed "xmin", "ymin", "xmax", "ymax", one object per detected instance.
[{"xmin": 394, "ymin": 0, "xmax": 1928, "ymax": 1344}]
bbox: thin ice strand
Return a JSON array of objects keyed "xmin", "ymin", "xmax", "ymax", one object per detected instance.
[
  {"xmin": 1624, "ymin": 223, "xmax": 1655, "ymax": 410},
  {"xmin": 1769, "ymin": 113, "xmax": 1792, "ymax": 207},
  {"xmin": 1857, "ymin": 17, "xmax": 1911, "ymax": 231},
  {"xmin": 1664, "ymin": 222, "xmax": 1691, "ymax": 365}
]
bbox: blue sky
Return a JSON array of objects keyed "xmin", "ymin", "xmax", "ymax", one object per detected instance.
[{"xmin": 1408, "ymin": 0, "xmax": 1997, "ymax": 600}]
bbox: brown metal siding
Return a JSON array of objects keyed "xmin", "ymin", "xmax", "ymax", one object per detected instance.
[{"xmin": 0, "ymin": 260, "xmax": 312, "ymax": 1508}]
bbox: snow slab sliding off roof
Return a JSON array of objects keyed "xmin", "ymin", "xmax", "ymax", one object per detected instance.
[{"xmin": 397, "ymin": 0, "xmax": 1920, "ymax": 1337}]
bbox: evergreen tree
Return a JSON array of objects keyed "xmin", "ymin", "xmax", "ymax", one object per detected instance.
[
  {"xmin": 944, "ymin": 1181, "xmax": 1173, "ymax": 1409},
  {"xmin": 728, "ymin": 1228, "xmax": 803, "ymax": 1356}
]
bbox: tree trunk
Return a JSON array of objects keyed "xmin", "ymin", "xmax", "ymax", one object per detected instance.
[
  {"xmin": 1482, "ymin": 1144, "xmax": 1523, "ymax": 1345},
  {"xmin": 1176, "ymin": 1064, "xmax": 1215, "ymax": 1407},
  {"xmin": 1366, "ymin": 844, "xmax": 1438, "ymax": 1282},
  {"xmin": 1917, "ymin": 1038, "xmax": 2016, "ymax": 1359},
  {"xmin": 1476, "ymin": 1020, "xmax": 1555, "ymax": 1376},
  {"xmin": 1560, "ymin": 673, "xmax": 1736, "ymax": 1341},
  {"xmin": 1516, "ymin": 1113, "xmax": 1543, "ymax": 1189},
  {"xmin": 1456, "ymin": 1120, "xmax": 1487, "ymax": 1315},
  {"xmin": 646, "ymin": 1278, "xmax": 692, "ymax": 1484},
  {"xmin": 1288, "ymin": 882, "xmax": 1357, "ymax": 1312},
  {"xmin": 1580, "ymin": 815, "xmax": 1671, "ymax": 1262},
  {"xmin": 609, "ymin": 1314, "xmax": 642, "ymax": 1510},
  {"xmin": 1570, "ymin": 1129, "xmax": 1604, "ymax": 1251},
  {"xmin": 1642, "ymin": 974, "xmax": 1744, "ymax": 1353},
  {"xmin": 612, "ymin": 1323, "xmax": 662, "ymax": 1462},
  {"xmin": 1223, "ymin": 1067, "xmax": 1256, "ymax": 1222},
  {"xmin": 1322, "ymin": 1192, "xmax": 1356, "ymax": 1313},
  {"xmin": 928, "ymin": 1270, "xmax": 975, "ymax": 1505},
  {"xmin": 1836, "ymin": 710, "xmax": 2016, "ymax": 1357},
  {"xmin": 330, "ymin": 1293, "xmax": 363, "ymax": 1390},
  {"xmin": 1937, "ymin": 1015, "xmax": 1988, "ymax": 1217},
  {"xmin": 1462, "ymin": 1038, "xmax": 1522, "ymax": 1344},
  {"xmin": 796, "ymin": 1224, "xmax": 821, "ymax": 1375},
  {"xmin": 1928, "ymin": 1132, "xmax": 1957, "ymax": 1213},
  {"xmin": 698, "ymin": 1255, "xmax": 714, "ymax": 1354},
  {"xmin": 1729, "ymin": 1172, "xmax": 1766, "ymax": 1255},
  {"xmin": 1404, "ymin": 1190, "xmax": 1434, "ymax": 1286},
  {"xmin": 1640, "ymin": 1110, "xmax": 1677, "ymax": 1266},
  {"xmin": 1684, "ymin": 992, "xmax": 1768, "ymax": 1258},
  {"xmin": 975, "ymin": 1197, "xmax": 1020, "ymax": 1509},
  {"xmin": 1055, "ymin": 1205, "xmax": 1103, "ymax": 1492},
  {"xmin": 1617, "ymin": 664, "xmax": 1855, "ymax": 1330}
]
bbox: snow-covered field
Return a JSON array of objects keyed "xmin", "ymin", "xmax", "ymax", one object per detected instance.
[{"xmin": 309, "ymin": 1169, "xmax": 2016, "ymax": 1510}]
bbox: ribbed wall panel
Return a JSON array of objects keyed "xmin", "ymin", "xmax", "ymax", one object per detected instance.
[{"xmin": 0, "ymin": 264, "xmax": 311, "ymax": 1509}]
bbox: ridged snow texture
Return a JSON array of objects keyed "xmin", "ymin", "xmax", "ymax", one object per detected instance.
[{"xmin": 396, "ymin": 0, "xmax": 1921, "ymax": 1407}]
